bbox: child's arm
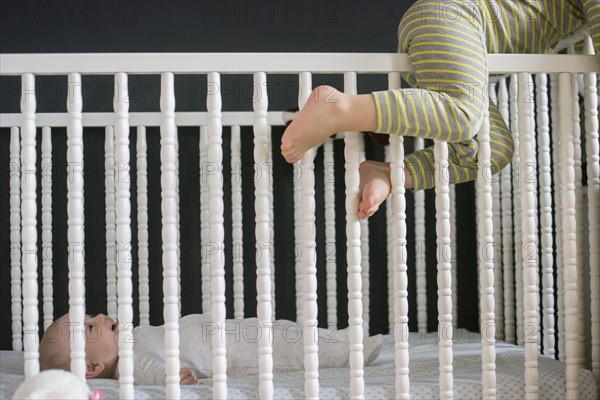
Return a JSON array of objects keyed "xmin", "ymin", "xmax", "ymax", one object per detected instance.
[{"xmin": 134, "ymin": 355, "xmax": 199, "ymax": 385}]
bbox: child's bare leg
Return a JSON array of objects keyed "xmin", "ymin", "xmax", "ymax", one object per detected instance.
[
  {"xmin": 358, "ymin": 161, "xmax": 414, "ymax": 219},
  {"xmin": 281, "ymin": 85, "xmax": 378, "ymax": 164}
]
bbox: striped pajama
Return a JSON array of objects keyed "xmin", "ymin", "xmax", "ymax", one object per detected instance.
[{"xmin": 373, "ymin": 0, "xmax": 600, "ymax": 191}]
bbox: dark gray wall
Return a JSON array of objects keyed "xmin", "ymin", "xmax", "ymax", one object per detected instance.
[{"xmin": 0, "ymin": 0, "xmax": 480, "ymax": 350}]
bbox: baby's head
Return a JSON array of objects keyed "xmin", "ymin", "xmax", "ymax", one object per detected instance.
[{"xmin": 40, "ymin": 313, "xmax": 119, "ymax": 379}]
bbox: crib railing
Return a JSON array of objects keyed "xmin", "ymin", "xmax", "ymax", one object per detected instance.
[{"xmin": 1, "ymin": 48, "xmax": 598, "ymax": 400}]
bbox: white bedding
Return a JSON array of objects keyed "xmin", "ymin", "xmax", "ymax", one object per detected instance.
[{"xmin": 2, "ymin": 331, "xmax": 597, "ymax": 399}]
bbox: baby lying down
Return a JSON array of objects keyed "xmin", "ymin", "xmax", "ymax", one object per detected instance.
[{"xmin": 40, "ymin": 313, "xmax": 383, "ymax": 385}]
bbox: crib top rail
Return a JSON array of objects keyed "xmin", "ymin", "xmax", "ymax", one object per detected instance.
[{"xmin": 1, "ymin": 52, "xmax": 598, "ymax": 75}]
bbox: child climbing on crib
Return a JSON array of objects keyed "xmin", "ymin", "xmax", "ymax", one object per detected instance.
[
  {"xmin": 39, "ymin": 313, "xmax": 383, "ymax": 385},
  {"xmin": 281, "ymin": 0, "xmax": 599, "ymax": 219}
]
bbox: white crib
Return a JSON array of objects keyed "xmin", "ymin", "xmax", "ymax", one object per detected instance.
[{"xmin": 0, "ymin": 42, "xmax": 599, "ymax": 400}]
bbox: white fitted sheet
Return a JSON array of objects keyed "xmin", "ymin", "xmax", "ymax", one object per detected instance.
[{"xmin": 2, "ymin": 331, "xmax": 597, "ymax": 399}]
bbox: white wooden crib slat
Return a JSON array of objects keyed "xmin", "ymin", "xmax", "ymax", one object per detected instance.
[
  {"xmin": 268, "ymin": 126, "xmax": 276, "ymax": 321},
  {"xmin": 434, "ymin": 140, "xmax": 453, "ymax": 400},
  {"xmin": 387, "ymin": 74, "xmax": 409, "ymax": 397},
  {"xmin": 449, "ymin": 178, "xmax": 457, "ymax": 332},
  {"xmin": 385, "ymin": 72, "xmax": 401, "ymax": 338},
  {"xmin": 105, "ymin": 127, "xmax": 118, "ymax": 323},
  {"xmin": 137, "ymin": 126, "xmax": 150, "ymax": 326},
  {"xmin": 41, "ymin": 127, "xmax": 53, "ymax": 332},
  {"xmin": 477, "ymin": 87, "xmax": 497, "ymax": 400},
  {"xmin": 66, "ymin": 73, "xmax": 86, "ymax": 380},
  {"xmin": 568, "ymin": 44, "xmax": 586, "ymax": 371},
  {"xmin": 253, "ymin": 71, "xmax": 275, "ymax": 399},
  {"xmin": 161, "ymin": 72, "xmax": 181, "ymax": 399},
  {"xmin": 344, "ymin": 71, "xmax": 365, "ymax": 400},
  {"xmin": 583, "ymin": 35, "xmax": 600, "ymax": 387},
  {"xmin": 200, "ymin": 125, "xmax": 211, "ymax": 316},
  {"xmin": 510, "ymin": 74, "xmax": 524, "ymax": 348},
  {"xmin": 517, "ymin": 72, "xmax": 540, "ymax": 400},
  {"xmin": 558, "ymin": 72, "xmax": 580, "ymax": 400},
  {"xmin": 488, "ymin": 85, "xmax": 503, "ymax": 341},
  {"xmin": 385, "ymin": 144, "xmax": 394, "ymax": 335},
  {"xmin": 535, "ymin": 74, "xmax": 556, "ymax": 358},
  {"xmin": 231, "ymin": 125, "xmax": 244, "ymax": 320},
  {"xmin": 207, "ymin": 71, "xmax": 228, "ymax": 399},
  {"xmin": 357, "ymin": 136, "xmax": 371, "ymax": 337},
  {"xmin": 498, "ymin": 78, "xmax": 515, "ymax": 344},
  {"xmin": 298, "ymin": 71, "xmax": 320, "ymax": 400},
  {"xmin": 10, "ymin": 127, "xmax": 22, "ymax": 352},
  {"xmin": 176, "ymin": 120, "xmax": 182, "ymax": 321},
  {"xmin": 324, "ymin": 138, "xmax": 337, "ymax": 329},
  {"xmin": 414, "ymin": 137, "xmax": 427, "ymax": 335},
  {"xmin": 551, "ymin": 73, "xmax": 566, "ymax": 361},
  {"xmin": 21, "ymin": 73, "xmax": 39, "ymax": 379},
  {"xmin": 295, "ymin": 147, "xmax": 304, "ymax": 325},
  {"xmin": 21, "ymin": 74, "xmax": 39, "ymax": 378},
  {"xmin": 359, "ymin": 138, "xmax": 370, "ymax": 337},
  {"xmin": 115, "ymin": 72, "xmax": 135, "ymax": 399}
]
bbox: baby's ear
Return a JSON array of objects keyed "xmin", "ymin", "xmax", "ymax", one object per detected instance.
[{"xmin": 86, "ymin": 361, "xmax": 105, "ymax": 379}]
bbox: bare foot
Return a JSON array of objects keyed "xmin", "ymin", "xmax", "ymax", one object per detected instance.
[
  {"xmin": 281, "ymin": 85, "xmax": 345, "ymax": 163},
  {"xmin": 358, "ymin": 161, "xmax": 392, "ymax": 219}
]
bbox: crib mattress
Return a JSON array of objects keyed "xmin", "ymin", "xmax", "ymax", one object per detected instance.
[{"xmin": 2, "ymin": 331, "xmax": 597, "ymax": 400}]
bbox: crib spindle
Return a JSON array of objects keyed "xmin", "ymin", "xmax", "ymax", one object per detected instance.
[
  {"xmin": 105, "ymin": 127, "xmax": 118, "ymax": 322},
  {"xmin": 199, "ymin": 125, "xmax": 211, "ymax": 315},
  {"xmin": 359, "ymin": 140, "xmax": 370, "ymax": 336},
  {"xmin": 295, "ymin": 150, "xmax": 304, "ymax": 324},
  {"xmin": 449, "ymin": 180, "xmax": 458, "ymax": 331},
  {"xmin": 66, "ymin": 73, "xmax": 86, "ymax": 380},
  {"xmin": 535, "ymin": 74, "xmax": 555, "ymax": 357},
  {"xmin": 137, "ymin": 126, "xmax": 150, "ymax": 326},
  {"xmin": 558, "ymin": 72, "xmax": 580, "ymax": 400},
  {"xmin": 573, "ymin": 87, "xmax": 587, "ymax": 369},
  {"xmin": 175, "ymin": 122, "xmax": 182, "ymax": 321},
  {"xmin": 268, "ymin": 126, "xmax": 276, "ymax": 320},
  {"xmin": 298, "ymin": 71, "xmax": 320, "ymax": 400},
  {"xmin": 434, "ymin": 140, "xmax": 453, "ymax": 400},
  {"xmin": 517, "ymin": 72, "xmax": 540, "ymax": 400},
  {"xmin": 583, "ymin": 35, "xmax": 600, "ymax": 386},
  {"xmin": 253, "ymin": 71, "xmax": 275, "ymax": 399},
  {"xmin": 41, "ymin": 127, "xmax": 53, "ymax": 331},
  {"xmin": 568, "ymin": 47, "xmax": 586, "ymax": 369},
  {"xmin": 385, "ymin": 145, "xmax": 394, "ymax": 334},
  {"xmin": 551, "ymin": 73, "xmax": 566, "ymax": 360},
  {"xmin": 9, "ymin": 128, "xmax": 23, "ymax": 342},
  {"xmin": 21, "ymin": 72, "xmax": 39, "ymax": 378},
  {"xmin": 488, "ymin": 84, "xmax": 503, "ymax": 339},
  {"xmin": 358, "ymin": 138, "xmax": 370, "ymax": 336},
  {"xmin": 207, "ymin": 71, "xmax": 228, "ymax": 399},
  {"xmin": 10, "ymin": 127, "xmax": 22, "ymax": 351},
  {"xmin": 498, "ymin": 78, "xmax": 515, "ymax": 344},
  {"xmin": 344, "ymin": 71, "xmax": 365, "ymax": 400},
  {"xmin": 414, "ymin": 137, "xmax": 427, "ymax": 334},
  {"xmin": 160, "ymin": 72, "xmax": 181, "ymax": 399},
  {"xmin": 389, "ymin": 117, "xmax": 410, "ymax": 398},
  {"xmin": 231, "ymin": 125, "xmax": 244, "ymax": 319},
  {"xmin": 477, "ymin": 88, "xmax": 497, "ymax": 400},
  {"xmin": 324, "ymin": 138, "xmax": 337, "ymax": 329},
  {"xmin": 509, "ymin": 74, "xmax": 524, "ymax": 348},
  {"xmin": 386, "ymin": 72, "xmax": 401, "ymax": 336},
  {"xmin": 114, "ymin": 72, "xmax": 134, "ymax": 399}
]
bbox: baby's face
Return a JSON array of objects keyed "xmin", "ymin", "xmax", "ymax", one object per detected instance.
[
  {"xmin": 52, "ymin": 313, "xmax": 120, "ymax": 369},
  {"xmin": 82, "ymin": 314, "xmax": 120, "ymax": 363}
]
